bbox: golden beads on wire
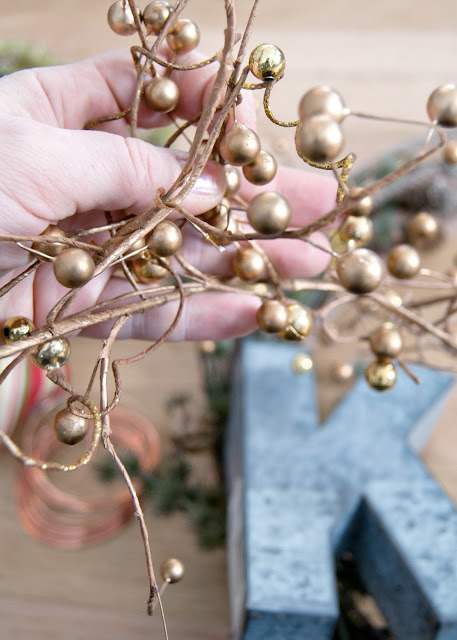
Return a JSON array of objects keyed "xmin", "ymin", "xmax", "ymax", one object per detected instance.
[
  {"xmin": 243, "ymin": 150, "xmax": 277, "ymax": 186},
  {"xmin": 233, "ymin": 248, "xmax": 266, "ymax": 282},
  {"xmin": 160, "ymin": 557, "xmax": 185, "ymax": 584},
  {"xmin": 167, "ymin": 18, "xmax": 200, "ymax": 54},
  {"xmin": 348, "ymin": 187, "xmax": 374, "ymax": 217},
  {"xmin": 427, "ymin": 83, "xmax": 457, "ymax": 127},
  {"xmin": 387, "ymin": 244, "xmax": 420, "ymax": 279},
  {"xmin": 2, "ymin": 317, "xmax": 34, "ymax": 343},
  {"xmin": 220, "ymin": 123, "xmax": 261, "ymax": 166},
  {"xmin": 249, "ymin": 43, "xmax": 286, "ymax": 81},
  {"xmin": 295, "ymin": 115, "xmax": 344, "ymax": 163},
  {"xmin": 144, "ymin": 76, "xmax": 180, "ymax": 113},
  {"xmin": 53, "ymin": 407, "xmax": 90, "ymax": 446},
  {"xmin": 53, "ymin": 248, "xmax": 95, "ymax": 289},
  {"xmin": 365, "ymin": 359, "xmax": 397, "ymax": 391},
  {"xmin": 107, "ymin": 1, "xmax": 138, "ymax": 36},
  {"xmin": 31, "ymin": 337, "xmax": 71, "ymax": 370},
  {"xmin": 147, "ymin": 221, "xmax": 183, "ymax": 257},
  {"xmin": 132, "ymin": 254, "xmax": 170, "ymax": 284},
  {"xmin": 336, "ymin": 248, "xmax": 384, "ymax": 294},
  {"xmin": 32, "ymin": 225, "xmax": 67, "ymax": 260},
  {"xmin": 369, "ymin": 322, "xmax": 402, "ymax": 359},
  {"xmin": 143, "ymin": 0, "xmax": 172, "ymax": 35},
  {"xmin": 279, "ymin": 303, "xmax": 313, "ymax": 341},
  {"xmin": 256, "ymin": 300, "xmax": 289, "ymax": 333},
  {"xmin": 247, "ymin": 191, "xmax": 291, "ymax": 235}
]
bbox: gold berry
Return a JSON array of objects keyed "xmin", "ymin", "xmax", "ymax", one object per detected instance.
[
  {"xmin": 160, "ymin": 557, "xmax": 185, "ymax": 583},
  {"xmin": 247, "ymin": 191, "xmax": 291, "ymax": 235},
  {"xmin": 298, "ymin": 86, "xmax": 346, "ymax": 122},
  {"xmin": 387, "ymin": 244, "xmax": 420, "ymax": 279},
  {"xmin": 406, "ymin": 211, "xmax": 440, "ymax": 249},
  {"xmin": 31, "ymin": 225, "xmax": 67, "ymax": 260},
  {"xmin": 279, "ymin": 303, "xmax": 313, "ymax": 341},
  {"xmin": 249, "ymin": 43, "xmax": 286, "ymax": 81},
  {"xmin": 142, "ymin": 0, "xmax": 172, "ymax": 35},
  {"xmin": 31, "ymin": 337, "xmax": 71, "ymax": 370},
  {"xmin": 365, "ymin": 358, "xmax": 397, "ymax": 391},
  {"xmin": 144, "ymin": 76, "xmax": 179, "ymax": 113},
  {"xmin": 53, "ymin": 407, "xmax": 90, "ymax": 446},
  {"xmin": 107, "ymin": 1, "xmax": 138, "ymax": 36},
  {"xmin": 329, "ymin": 361, "xmax": 354, "ymax": 383},
  {"xmin": 147, "ymin": 221, "xmax": 182, "ymax": 257},
  {"xmin": 53, "ymin": 248, "xmax": 95, "ymax": 289},
  {"xmin": 427, "ymin": 84, "xmax": 457, "ymax": 127},
  {"xmin": 233, "ymin": 248, "xmax": 266, "ymax": 282},
  {"xmin": 2, "ymin": 317, "xmax": 34, "ymax": 343},
  {"xmin": 132, "ymin": 254, "xmax": 170, "ymax": 283},
  {"xmin": 295, "ymin": 115, "xmax": 344, "ymax": 163},
  {"xmin": 339, "ymin": 215, "xmax": 373, "ymax": 247},
  {"xmin": 336, "ymin": 248, "xmax": 384, "ymax": 294},
  {"xmin": 347, "ymin": 187, "xmax": 374, "ymax": 217},
  {"xmin": 167, "ymin": 19, "xmax": 200, "ymax": 54},
  {"xmin": 243, "ymin": 150, "xmax": 277, "ymax": 185},
  {"xmin": 256, "ymin": 300, "xmax": 289, "ymax": 334},
  {"xmin": 219, "ymin": 123, "xmax": 261, "ymax": 167},
  {"xmin": 369, "ymin": 322, "xmax": 403, "ymax": 359},
  {"xmin": 444, "ymin": 140, "xmax": 457, "ymax": 164},
  {"xmin": 292, "ymin": 353, "xmax": 313, "ymax": 375}
]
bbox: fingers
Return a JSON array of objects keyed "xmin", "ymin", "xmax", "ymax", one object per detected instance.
[
  {"xmin": 0, "ymin": 117, "xmax": 225, "ymax": 235},
  {"xmin": 0, "ymin": 47, "xmax": 255, "ymax": 131}
]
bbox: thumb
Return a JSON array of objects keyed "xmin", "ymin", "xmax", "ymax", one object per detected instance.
[{"xmin": 0, "ymin": 116, "xmax": 226, "ymax": 233}]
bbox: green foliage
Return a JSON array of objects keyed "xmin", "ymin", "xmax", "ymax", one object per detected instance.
[{"xmin": 0, "ymin": 41, "xmax": 57, "ymax": 77}]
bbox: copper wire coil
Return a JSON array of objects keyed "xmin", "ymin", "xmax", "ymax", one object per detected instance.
[{"xmin": 16, "ymin": 405, "xmax": 161, "ymax": 549}]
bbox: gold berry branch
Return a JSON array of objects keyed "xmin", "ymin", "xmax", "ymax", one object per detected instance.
[{"xmin": 1, "ymin": 0, "xmax": 457, "ymax": 636}]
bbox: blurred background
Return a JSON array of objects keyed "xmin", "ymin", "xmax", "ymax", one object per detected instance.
[{"xmin": 1, "ymin": 1, "xmax": 457, "ymax": 639}]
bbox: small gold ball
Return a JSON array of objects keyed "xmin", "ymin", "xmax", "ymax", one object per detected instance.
[
  {"xmin": 330, "ymin": 231, "xmax": 355, "ymax": 255},
  {"xmin": 387, "ymin": 244, "xmax": 420, "ymax": 279},
  {"xmin": 220, "ymin": 123, "xmax": 261, "ymax": 167},
  {"xmin": 224, "ymin": 165, "xmax": 241, "ymax": 196},
  {"xmin": 198, "ymin": 340, "xmax": 217, "ymax": 355},
  {"xmin": 256, "ymin": 299, "xmax": 289, "ymax": 334},
  {"xmin": 125, "ymin": 236, "xmax": 147, "ymax": 256},
  {"xmin": 365, "ymin": 358, "xmax": 397, "ymax": 392},
  {"xmin": 2, "ymin": 317, "xmax": 34, "ymax": 343},
  {"xmin": 329, "ymin": 361, "xmax": 354, "ymax": 383},
  {"xmin": 53, "ymin": 407, "xmax": 90, "ymax": 446},
  {"xmin": 243, "ymin": 150, "xmax": 277, "ymax": 186},
  {"xmin": 132, "ymin": 255, "xmax": 170, "ymax": 284},
  {"xmin": 427, "ymin": 84, "xmax": 457, "ymax": 127},
  {"xmin": 292, "ymin": 353, "xmax": 313, "ymax": 375},
  {"xmin": 147, "ymin": 221, "xmax": 182, "ymax": 257},
  {"xmin": 336, "ymin": 248, "xmax": 384, "ymax": 294},
  {"xmin": 444, "ymin": 140, "xmax": 457, "ymax": 164},
  {"xmin": 348, "ymin": 187, "xmax": 374, "ymax": 217},
  {"xmin": 247, "ymin": 191, "xmax": 291, "ymax": 235},
  {"xmin": 167, "ymin": 19, "xmax": 200, "ymax": 54},
  {"xmin": 107, "ymin": 1, "xmax": 138, "ymax": 36},
  {"xmin": 144, "ymin": 76, "xmax": 179, "ymax": 113},
  {"xmin": 32, "ymin": 225, "xmax": 67, "ymax": 260},
  {"xmin": 160, "ymin": 557, "xmax": 185, "ymax": 584},
  {"xmin": 233, "ymin": 248, "xmax": 266, "ymax": 281},
  {"xmin": 279, "ymin": 303, "xmax": 313, "ymax": 341},
  {"xmin": 202, "ymin": 198, "xmax": 231, "ymax": 229},
  {"xmin": 53, "ymin": 248, "xmax": 95, "ymax": 289},
  {"xmin": 142, "ymin": 0, "xmax": 172, "ymax": 35},
  {"xmin": 249, "ymin": 43, "xmax": 286, "ymax": 81},
  {"xmin": 298, "ymin": 86, "xmax": 346, "ymax": 122},
  {"xmin": 369, "ymin": 322, "xmax": 403, "ymax": 359},
  {"xmin": 31, "ymin": 337, "xmax": 71, "ymax": 371},
  {"xmin": 339, "ymin": 215, "xmax": 373, "ymax": 247},
  {"xmin": 295, "ymin": 115, "xmax": 344, "ymax": 163},
  {"xmin": 406, "ymin": 211, "xmax": 440, "ymax": 249}
]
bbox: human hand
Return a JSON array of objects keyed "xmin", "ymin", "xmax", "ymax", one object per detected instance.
[{"xmin": 0, "ymin": 48, "xmax": 336, "ymax": 341}]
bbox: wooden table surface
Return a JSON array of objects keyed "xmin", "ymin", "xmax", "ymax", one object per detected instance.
[{"xmin": 1, "ymin": 2, "xmax": 457, "ymax": 639}]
